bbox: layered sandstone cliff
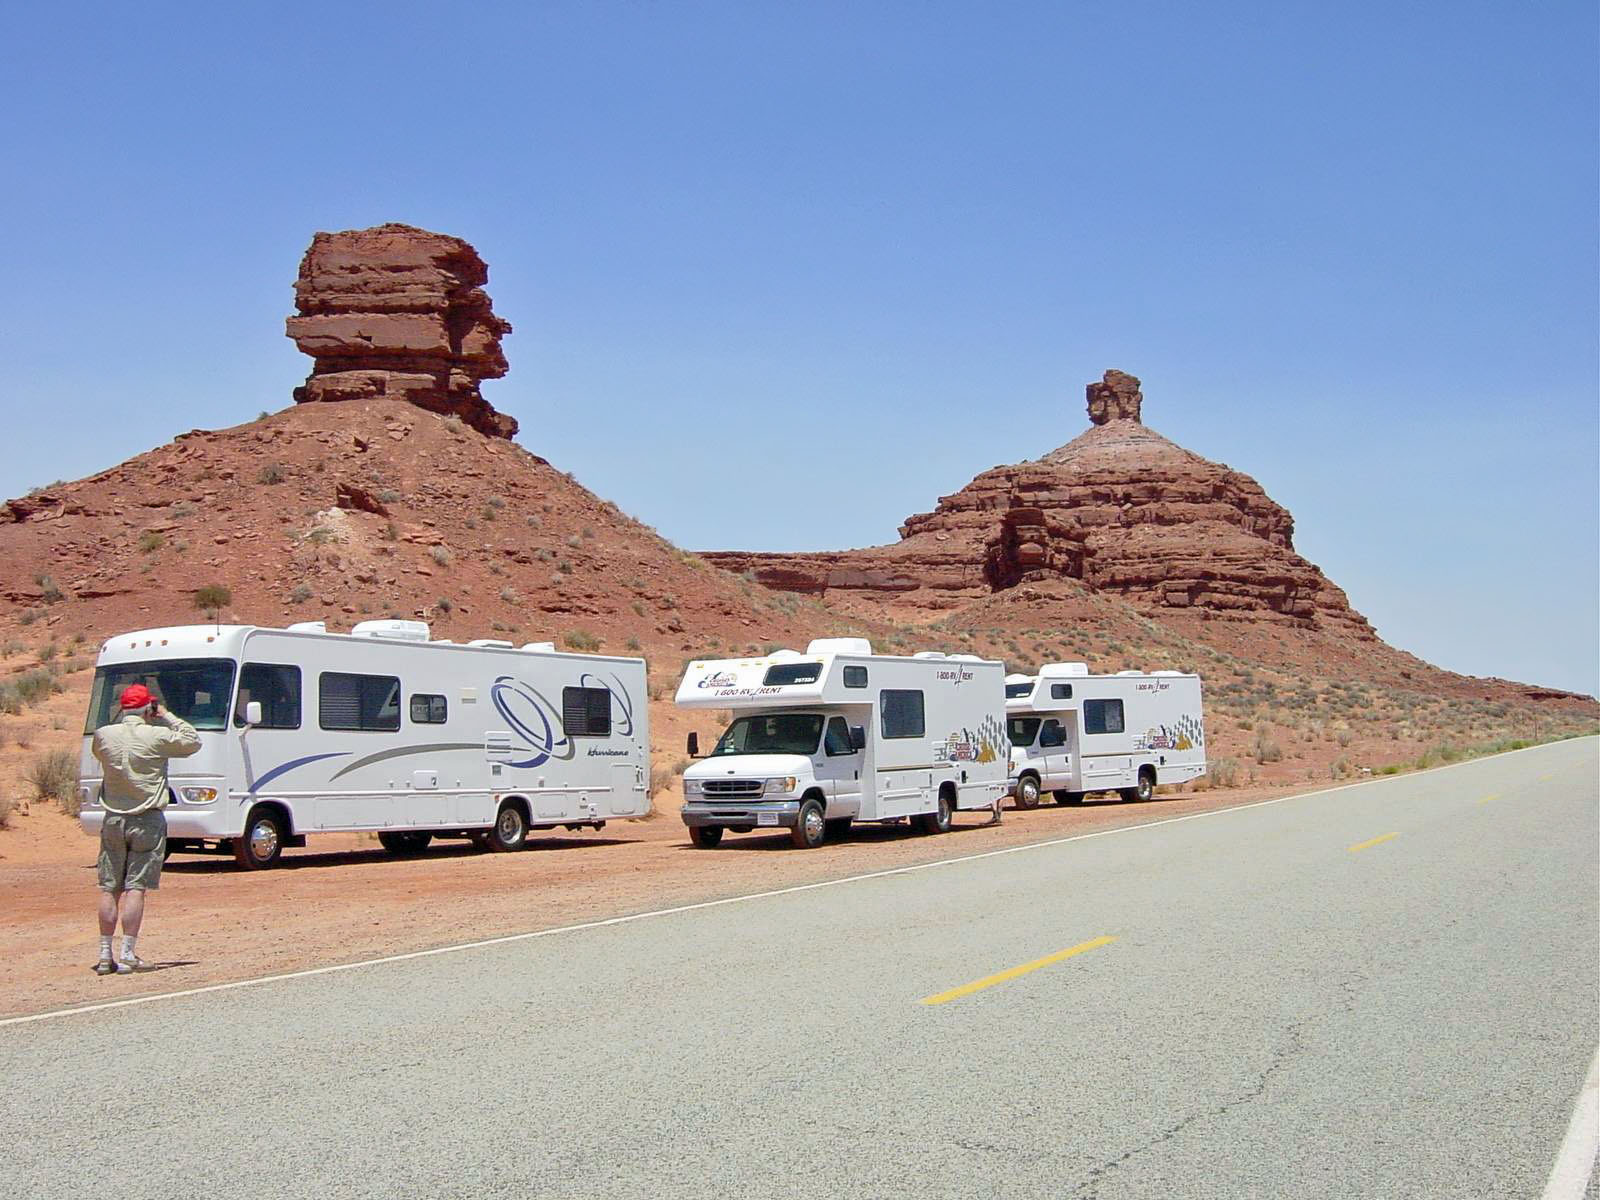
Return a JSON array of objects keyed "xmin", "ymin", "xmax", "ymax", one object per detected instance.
[
  {"xmin": 286, "ymin": 224, "xmax": 517, "ymax": 438},
  {"xmin": 704, "ymin": 371, "xmax": 1373, "ymax": 633}
]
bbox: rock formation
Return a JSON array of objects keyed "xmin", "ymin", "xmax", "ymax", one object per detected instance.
[
  {"xmin": 703, "ymin": 370, "xmax": 1374, "ymax": 633},
  {"xmin": 286, "ymin": 223, "xmax": 517, "ymax": 439}
]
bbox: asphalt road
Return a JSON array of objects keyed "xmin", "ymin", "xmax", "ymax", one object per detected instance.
[{"xmin": 3, "ymin": 739, "xmax": 1595, "ymax": 1199}]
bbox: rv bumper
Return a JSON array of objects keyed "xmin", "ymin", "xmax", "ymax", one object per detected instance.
[
  {"xmin": 79, "ymin": 807, "xmax": 236, "ymax": 840},
  {"xmin": 680, "ymin": 800, "xmax": 802, "ymax": 829}
]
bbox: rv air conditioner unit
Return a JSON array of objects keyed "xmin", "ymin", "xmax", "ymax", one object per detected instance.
[
  {"xmin": 806, "ymin": 638, "xmax": 873, "ymax": 656},
  {"xmin": 468, "ymin": 639, "xmax": 515, "ymax": 649},
  {"xmin": 350, "ymin": 619, "xmax": 431, "ymax": 643},
  {"xmin": 286, "ymin": 621, "xmax": 327, "ymax": 634},
  {"xmin": 520, "ymin": 642, "xmax": 556, "ymax": 653}
]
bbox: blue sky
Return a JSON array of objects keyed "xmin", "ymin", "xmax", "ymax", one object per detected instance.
[{"xmin": 2, "ymin": 2, "xmax": 1595, "ymax": 695}]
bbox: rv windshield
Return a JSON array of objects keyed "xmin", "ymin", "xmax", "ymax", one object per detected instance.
[
  {"xmin": 710, "ymin": 713, "xmax": 824, "ymax": 757},
  {"xmin": 84, "ymin": 659, "xmax": 237, "ymax": 734},
  {"xmin": 1007, "ymin": 716, "xmax": 1041, "ymax": 747}
]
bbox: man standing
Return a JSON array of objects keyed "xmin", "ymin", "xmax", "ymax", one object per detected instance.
[{"xmin": 90, "ymin": 683, "xmax": 200, "ymax": 974}]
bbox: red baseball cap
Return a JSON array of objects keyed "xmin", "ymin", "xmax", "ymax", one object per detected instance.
[{"xmin": 119, "ymin": 684, "xmax": 154, "ymax": 710}]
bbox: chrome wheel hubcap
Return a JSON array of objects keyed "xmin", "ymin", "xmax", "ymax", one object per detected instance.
[
  {"xmin": 249, "ymin": 821, "xmax": 278, "ymax": 860},
  {"xmin": 805, "ymin": 809, "xmax": 824, "ymax": 840},
  {"xmin": 498, "ymin": 811, "xmax": 519, "ymax": 840}
]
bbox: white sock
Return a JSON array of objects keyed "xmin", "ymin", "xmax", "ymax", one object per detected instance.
[
  {"xmin": 98, "ymin": 935, "xmax": 114, "ymax": 960},
  {"xmin": 120, "ymin": 935, "xmax": 137, "ymax": 960}
]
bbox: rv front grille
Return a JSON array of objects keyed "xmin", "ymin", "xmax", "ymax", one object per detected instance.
[{"xmin": 701, "ymin": 779, "xmax": 764, "ymax": 798}]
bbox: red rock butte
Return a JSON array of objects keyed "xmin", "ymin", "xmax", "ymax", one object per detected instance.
[
  {"xmin": 703, "ymin": 370, "xmax": 1374, "ymax": 634},
  {"xmin": 286, "ymin": 223, "xmax": 517, "ymax": 439}
]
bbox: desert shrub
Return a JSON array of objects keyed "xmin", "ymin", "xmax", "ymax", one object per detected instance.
[
  {"xmin": 1208, "ymin": 757, "xmax": 1240, "ymax": 788},
  {"xmin": 565, "ymin": 534, "xmax": 582, "ymax": 548},
  {"xmin": 37, "ymin": 641, "xmax": 58, "ymax": 663},
  {"xmin": 649, "ymin": 757, "xmax": 692, "ymax": 795},
  {"xmin": 1252, "ymin": 729, "xmax": 1283, "ymax": 763},
  {"xmin": 35, "ymin": 574, "xmax": 64, "ymax": 604},
  {"xmin": 436, "ymin": 597, "xmax": 454, "ymax": 613},
  {"xmin": 556, "ymin": 560, "xmax": 573, "ymax": 575},
  {"xmin": 625, "ymin": 637, "xmax": 641, "ymax": 652},
  {"xmin": 499, "ymin": 586, "xmax": 521, "ymax": 604},
  {"xmin": 289, "ymin": 582, "xmax": 314, "ymax": 604},
  {"xmin": 442, "ymin": 414, "xmax": 464, "ymax": 432},
  {"xmin": 581, "ymin": 526, "xmax": 596, "ymax": 540},
  {"xmin": 1329, "ymin": 756, "xmax": 1353, "ymax": 780},
  {"xmin": 430, "ymin": 545, "xmax": 453, "ymax": 567},
  {"xmin": 563, "ymin": 629, "xmax": 602, "ymax": 653},
  {"xmin": 378, "ymin": 489, "xmax": 402, "ymax": 504},
  {"xmin": 171, "ymin": 500, "xmax": 198, "ymax": 518},
  {"xmin": 26, "ymin": 749, "xmax": 78, "ymax": 813},
  {"xmin": 304, "ymin": 526, "xmax": 335, "ymax": 545},
  {"xmin": 487, "ymin": 495, "xmax": 505, "ymax": 510},
  {"xmin": 256, "ymin": 463, "xmax": 286, "ymax": 484},
  {"xmin": 193, "ymin": 584, "xmax": 232, "ymax": 615},
  {"xmin": 0, "ymin": 794, "xmax": 13, "ymax": 828},
  {"xmin": 137, "ymin": 530, "xmax": 165, "ymax": 554},
  {"xmin": 14, "ymin": 669, "xmax": 60, "ymax": 707},
  {"xmin": 526, "ymin": 514, "xmax": 542, "ymax": 528},
  {"xmin": 0, "ymin": 684, "xmax": 19, "ymax": 715}
]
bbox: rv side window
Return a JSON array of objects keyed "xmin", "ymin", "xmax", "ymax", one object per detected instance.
[
  {"xmin": 234, "ymin": 663, "xmax": 301, "ymax": 729},
  {"xmin": 1050, "ymin": 683, "xmax": 1073, "ymax": 700},
  {"xmin": 319, "ymin": 672, "xmax": 401, "ymax": 732},
  {"xmin": 824, "ymin": 717, "xmax": 855, "ymax": 756},
  {"xmin": 763, "ymin": 661, "xmax": 823, "ymax": 686},
  {"xmin": 880, "ymin": 689, "xmax": 925, "ymax": 739},
  {"xmin": 410, "ymin": 693, "xmax": 448, "ymax": 724},
  {"xmin": 842, "ymin": 666, "xmax": 868, "ymax": 689},
  {"xmin": 1039, "ymin": 719, "xmax": 1066, "ymax": 748},
  {"xmin": 562, "ymin": 686, "xmax": 612, "ymax": 737},
  {"xmin": 1004, "ymin": 682, "xmax": 1033, "ymax": 700},
  {"xmin": 1083, "ymin": 698, "xmax": 1124, "ymax": 735}
]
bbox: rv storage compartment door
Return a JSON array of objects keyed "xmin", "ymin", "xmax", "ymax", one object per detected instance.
[{"xmin": 609, "ymin": 763, "xmax": 644, "ymax": 816}]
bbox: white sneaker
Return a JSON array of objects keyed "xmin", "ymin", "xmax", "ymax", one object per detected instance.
[
  {"xmin": 114, "ymin": 956, "xmax": 150, "ymax": 974},
  {"xmin": 93, "ymin": 957, "xmax": 117, "ymax": 976}
]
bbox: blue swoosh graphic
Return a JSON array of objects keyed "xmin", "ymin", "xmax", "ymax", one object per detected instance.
[{"xmin": 250, "ymin": 752, "xmax": 350, "ymax": 794}]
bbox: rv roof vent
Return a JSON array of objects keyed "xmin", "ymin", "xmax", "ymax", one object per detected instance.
[
  {"xmin": 948, "ymin": 654, "xmax": 984, "ymax": 662},
  {"xmin": 767, "ymin": 648, "xmax": 803, "ymax": 662},
  {"xmin": 521, "ymin": 642, "xmax": 556, "ymax": 653},
  {"xmin": 1005, "ymin": 672, "xmax": 1034, "ymax": 684},
  {"xmin": 1152, "ymin": 670, "xmax": 1185, "ymax": 676},
  {"xmin": 433, "ymin": 639, "xmax": 455, "ymax": 645},
  {"xmin": 350, "ymin": 619, "xmax": 431, "ymax": 642},
  {"xmin": 1043, "ymin": 661, "xmax": 1090, "ymax": 676},
  {"xmin": 1116, "ymin": 669, "xmax": 1143, "ymax": 676},
  {"xmin": 806, "ymin": 637, "xmax": 873, "ymax": 656},
  {"xmin": 286, "ymin": 621, "xmax": 327, "ymax": 634},
  {"xmin": 912, "ymin": 651, "xmax": 948, "ymax": 659},
  {"xmin": 468, "ymin": 639, "xmax": 515, "ymax": 649}
]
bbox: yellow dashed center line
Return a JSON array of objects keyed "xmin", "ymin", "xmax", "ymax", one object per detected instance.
[
  {"xmin": 1478, "ymin": 793, "xmax": 1498, "ymax": 805},
  {"xmin": 921, "ymin": 936, "xmax": 1116, "ymax": 1005},
  {"xmin": 1348, "ymin": 832, "xmax": 1400, "ymax": 853}
]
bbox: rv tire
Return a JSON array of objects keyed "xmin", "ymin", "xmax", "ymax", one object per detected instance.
[
  {"xmin": 378, "ymin": 832, "xmax": 433, "ymax": 855},
  {"xmin": 1054, "ymin": 790, "xmax": 1084, "ymax": 805},
  {"xmin": 688, "ymin": 825, "xmax": 724, "ymax": 848},
  {"xmin": 1016, "ymin": 775, "xmax": 1041, "ymax": 809},
  {"xmin": 488, "ymin": 801, "xmax": 528, "ymax": 852},
  {"xmin": 916, "ymin": 788, "xmax": 953, "ymax": 835},
  {"xmin": 791, "ymin": 799, "xmax": 826, "ymax": 849},
  {"xmin": 233, "ymin": 807, "xmax": 286, "ymax": 870}
]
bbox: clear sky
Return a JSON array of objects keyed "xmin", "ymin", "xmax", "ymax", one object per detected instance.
[{"xmin": 2, "ymin": 2, "xmax": 1595, "ymax": 696}]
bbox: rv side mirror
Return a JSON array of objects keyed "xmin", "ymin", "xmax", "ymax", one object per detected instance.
[
  {"xmin": 244, "ymin": 701, "xmax": 263, "ymax": 727},
  {"xmin": 849, "ymin": 725, "xmax": 866, "ymax": 751},
  {"xmin": 686, "ymin": 731, "xmax": 699, "ymax": 758}
]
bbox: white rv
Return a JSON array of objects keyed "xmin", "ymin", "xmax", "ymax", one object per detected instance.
[
  {"xmin": 77, "ymin": 620, "xmax": 650, "ymax": 868},
  {"xmin": 675, "ymin": 639, "xmax": 1008, "ymax": 849},
  {"xmin": 1005, "ymin": 663, "xmax": 1205, "ymax": 806}
]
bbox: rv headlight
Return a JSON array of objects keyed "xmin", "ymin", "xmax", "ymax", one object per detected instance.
[
  {"xmin": 180, "ymin": 787, "xmax": 218, "ymax": 805},
  {"xmin": 78, "ymin": 786, "xmax": 95, "ymax": 810},
  {"xmin": 763, "ymin": 776, "xmax": 798, "ymax": 795},
  {"xmin": 682, "ymin": 779, "xmax": 703, "ymax": 796}
]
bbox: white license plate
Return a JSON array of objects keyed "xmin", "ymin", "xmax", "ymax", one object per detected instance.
[{"xmin": 757, "ymin": 812, "xmax": 779, "ymax": 827}]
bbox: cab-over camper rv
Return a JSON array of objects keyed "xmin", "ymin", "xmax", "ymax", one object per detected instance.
[
  {"xmin": 1005, "ymin": 662, "xmax": 1205, "ymax": 806},
  {"xmin": 675, "ymin": 639, "xmax": 1009, "ymax": 848},
  {"xmin": 78, "ymin": 620, "xmax": 650, "ymax": 868}
]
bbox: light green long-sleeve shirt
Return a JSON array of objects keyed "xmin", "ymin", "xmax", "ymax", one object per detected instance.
[{"xmin": 91, "ymin": 711, "xmax": 202, "ymax": 814}]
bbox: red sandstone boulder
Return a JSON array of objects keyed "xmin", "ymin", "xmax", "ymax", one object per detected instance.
[{"xmin": 286, "ymin": 224, "xmax": 517, "ymax": 439}]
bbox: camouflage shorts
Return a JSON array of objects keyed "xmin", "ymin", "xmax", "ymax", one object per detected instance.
[{"xmin": 98, "ymin": 810, "xmax": 166, "ymax": 892}]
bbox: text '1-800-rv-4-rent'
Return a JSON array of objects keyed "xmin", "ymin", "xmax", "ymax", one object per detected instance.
[
  {"xmin": 675, "ymin": 639, "xmax": 1009, "ymax": 848},
  {"xmin": 1004, "ymin": 662, "xmax": 1205, "ymax": 807},
  {"xmin": 77, "ymin": 620, "xmax": 650, "ymax": 868}
]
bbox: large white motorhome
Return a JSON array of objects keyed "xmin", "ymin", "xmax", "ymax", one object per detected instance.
[
  {"xmin": 675, "ymin": 639, "xmax": 1008, "ymax": 849},
  {"xmin": 77, "ymin": 620, "xmax": 650, "ymax": 868},
  {"xmin": 1005, "ymin": 662, "xmax": 1205, "ymax": 806}
]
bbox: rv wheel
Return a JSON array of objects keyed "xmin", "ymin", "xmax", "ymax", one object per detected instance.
[
  {"xmin": 1054, "ymin": 791, "xmax": 1084, "ymax": 806},
  {"xmin": 1016, "ymin": 776, "xmax": 1042, "ymax": 809},
  {"xmin": 233, "ymin": 809, "xmax": 285, "ymax": 870},
  {"xmin": 688, "ymin": 825, "xmax": 724, "ymax": 848},
  {"xmin": 378, "ymin": 832, "xmax": 433, "ymax": 855},
  {"xmin": 916, "ymin": 790, "xmax": 953, "ymax": 835},
  {"xmin": 488, "ymin": 802, "xmax": 528, "ymax": 852},
  {"xmin": 790, "ymin": 799, "xmax": 826, "ymax": 849},
  {"xmin": 1120, "ymin": 769, "xmax": 1156, "ymax": 803}
]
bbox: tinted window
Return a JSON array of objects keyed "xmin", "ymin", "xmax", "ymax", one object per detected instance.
[
  {"xmin": 320, "ymin": 673, "xmax": 401, "ymax": 732},
  {"xmin": 86, "ymin": 658, "xmax": 237, "ymax": 733},
  {"xmin": 824, "ymin": 716, "xmax": 855, "ymax": 756},
  {"xmin": 235, "ymin": 663, "xmax": 301, "ymax": 729},
  {"xmin": 880, "ymin": 689, "xmax": 925, "ymax": 739},
  {"xmin": 711, "ymin": 713, "xmax": 823, "ymax": 756},
  {"xmin": 1039, "ymin": 719, "xmax": 1066, "ymax": 748},
  {"xmin": 410, "ymin": 693, "xmax": 448, "ymax": 724},
  {"xmin": 1050, "ymin": 683, "xmax": 1073, "ymax": 700},
  {"xmin": 1005, "ymin": 682, "xmax": 1034, "ymax": 700},
  {"xmin": 842, "ymin": 665, "xmax": 868, "ymax": 689},
  {"xmin": 1007, "ymin": 716, "xmax": 1041, "ymax": 747},
  {"xmin": 562, "ymin": 686, "xmax": 612, "ymax": 737},
  {"xmin": 1083, "ymin": 698, "xmax": 1125, "ymax": 735},
  {"xmin": 763, "ymin": 661, "xmax": 823, "ymax": 686}
]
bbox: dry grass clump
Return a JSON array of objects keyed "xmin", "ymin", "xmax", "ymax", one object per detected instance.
[{"xmin": 26, "ymin": 749, "xmax": 78, "ymax": 814}]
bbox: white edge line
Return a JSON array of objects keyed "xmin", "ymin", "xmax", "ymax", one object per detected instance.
[
  {"xmin": 1542, "ymin": 1045, "xmax": 1600, "ymax": 1200},
  {"xmin": 3, "ymin": 736, "xmax": 1587, "ymax": 1030}
]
